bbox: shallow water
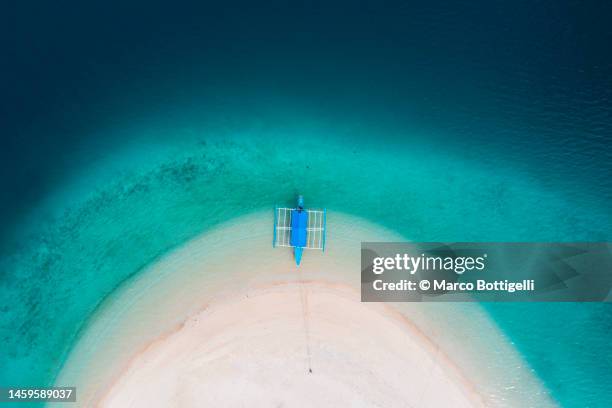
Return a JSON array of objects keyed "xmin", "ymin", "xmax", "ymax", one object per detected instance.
[
  {"xmin": 1, "ymin": 128, "xmax": 610, "ymax": 406},
  {"xmin": 1, "ymin": 1, "xmax": 612, "ymax": 406}
]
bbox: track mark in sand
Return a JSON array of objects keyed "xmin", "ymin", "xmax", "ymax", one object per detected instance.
[{"xmin": 298, "ymin": 271, "xmax": 313, "ymax": 374}]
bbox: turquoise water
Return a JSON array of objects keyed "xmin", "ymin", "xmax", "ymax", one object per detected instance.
[
  {"xmin": 1, "ymin": 114, "xmax": 610, "ymax": 406},
  {"xmin": 2, "ymin": 1, "xmax": 612, "ymax": 406}
]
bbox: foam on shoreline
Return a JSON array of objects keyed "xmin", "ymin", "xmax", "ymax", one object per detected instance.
[{"xmin": 54, "ymin": 212, "xmax": 555, "ymax": 407}]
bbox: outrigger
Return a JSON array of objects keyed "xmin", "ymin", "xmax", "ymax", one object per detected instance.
[{"xmin": 273, "ymin": 196, "xmax": 327, "ymax": 265}]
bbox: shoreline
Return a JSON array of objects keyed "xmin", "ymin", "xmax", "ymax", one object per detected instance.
[
  {"xmin": 99, "ymin": 281, "xmax": 483, "ymax": 407},
  {"xmin": 53, "ymin": 212, "xmax": 556, "ymax": 407}
]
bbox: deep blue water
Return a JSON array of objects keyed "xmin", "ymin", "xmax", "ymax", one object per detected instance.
[{"xmin": 1, "ymin": 1, "xmax": 611, "ymax": 406}]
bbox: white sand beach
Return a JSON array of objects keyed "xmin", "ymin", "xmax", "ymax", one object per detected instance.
[{"xmin": 54, "ymin": 212, "xmax": 556, "ymax": 407}]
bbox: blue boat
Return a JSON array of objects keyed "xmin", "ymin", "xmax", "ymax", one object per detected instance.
[{"xmin": 273, "ymin": 195, "xmax": 326, "ymax": 265}]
